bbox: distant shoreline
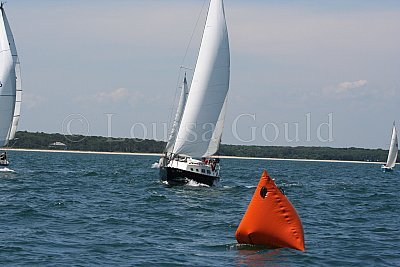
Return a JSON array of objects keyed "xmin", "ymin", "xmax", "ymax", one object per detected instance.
[
  {"xmin": 12, "ymin": 131, "xmax": 390, "ymax": 163},
  {"xmin": 4, "ymin": 148, "xmax": 384, "ymax": 165},
  {"xmin": 3, "ymin": 148, "xmax": 161, "ymax": 157}
]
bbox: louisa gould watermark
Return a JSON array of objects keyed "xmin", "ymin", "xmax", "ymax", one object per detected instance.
[
  {"xmin": 61, "ymin": 112, "xmax": 334, "ymax": 144},
  {"xmin": 61, "ymin": 114, "xmax": 90, "ymax": 142}
]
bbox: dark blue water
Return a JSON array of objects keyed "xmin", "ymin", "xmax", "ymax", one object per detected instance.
[{"xmin": 1, "ymin": 151, "xmax": 399, "ymax": 266}]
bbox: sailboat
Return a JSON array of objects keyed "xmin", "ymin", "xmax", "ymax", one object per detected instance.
[
  {"xmin": 381, "ymin": 122, "xmax": 398, "ymax": 172},
  {"xmin": 0, "ymin": 3, "xmax": 22, "ymax": 167},
  {"xmin": 159, "ymin": 0, "xmax": 230, "ymax": 186}
]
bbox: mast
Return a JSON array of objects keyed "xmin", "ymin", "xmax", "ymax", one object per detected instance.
[{"xmin": 173, "ymin": 0, "xmax": 230, "ymax": 158}]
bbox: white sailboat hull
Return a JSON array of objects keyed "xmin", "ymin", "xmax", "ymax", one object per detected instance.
[{"xmin": 381, "ymin": 165, "xmax": 394, "ymax": 172}]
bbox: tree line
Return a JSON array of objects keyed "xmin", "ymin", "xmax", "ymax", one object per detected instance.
[{"xmin": 9, "ymin": 131, "xmax": 393, "ymax": 162}]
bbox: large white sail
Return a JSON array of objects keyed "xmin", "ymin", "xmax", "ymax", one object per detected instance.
[
  {"xmin": 2, "ymin": 5, "xmax": 21, "ymax": 141},
  {"xmin": 165, "ymin": 75, "xmax": 189, "ymax": 153},
  {"xmin": 0, "ymin": 4, "xmax": 16, "ymax": 147},
  {"xmin": 173, "ymin": 0, "xmax": 230, "ymax": 158},
  {"xmin": 386, "ymin": 123, "xmax": 398, "ymax": 168}
]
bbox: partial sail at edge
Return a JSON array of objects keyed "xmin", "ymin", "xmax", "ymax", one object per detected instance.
[
  {"xmin": 3, "ymin": 5, "xmax": 21, "ymax": 142},
  {"xmin": 386, "ymin": 124, "xmax": 398, "ymax": 168},
  {"xmin": 7, "ymin": 61, "xmax": 21, "ymax": 141},
  {"xmin": 0, "ymin": 5, "xmax": 16, "ymax": 146}
]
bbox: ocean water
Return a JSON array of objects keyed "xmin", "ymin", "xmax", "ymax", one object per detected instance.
[{"xmin": 1, "ymin": 151, "xmax": 399, "ymax": 266}]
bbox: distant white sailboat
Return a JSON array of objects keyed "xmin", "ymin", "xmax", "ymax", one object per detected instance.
[
  {"xmin": 382, "ymin": 122, "xmax": 398, "ymax": 172},
  {"xmin": 0, "ymin": 3, "xmax": 22, "ymax": 166},
  {"xmin": 159, "ymin": 0, "xmax": 230, "ymax": 186}
]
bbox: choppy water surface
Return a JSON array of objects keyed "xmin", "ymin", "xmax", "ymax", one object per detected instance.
[{"xmin": 0, "ymin": 151, "xmax": 399, "ymax": 266}]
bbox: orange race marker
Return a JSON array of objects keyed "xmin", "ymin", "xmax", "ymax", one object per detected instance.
[{"xmin": 235, "ymin": 170, "xmax": 305, "ymax": 251}]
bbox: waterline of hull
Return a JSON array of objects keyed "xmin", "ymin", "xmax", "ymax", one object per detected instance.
[{"xmin": 160, "ymin": 166, "xmax": 219, "ymax": 187}]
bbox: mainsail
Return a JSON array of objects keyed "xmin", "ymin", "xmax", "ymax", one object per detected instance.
[
  {"xmin": 2, "ymin": 4, "xmax": 21, "ymax": 141},
  {"xmin": 385, "ymin": 123, "xmax": 398, "ymax": 168},
  {"xmin": 0, "ymin": 4, "xmax": 16, "ymax": 146},
  {"xmin": 173, "ymin": 0, "xmax": 230, "ymax": 158},
  {"xmin": 165, "ymin": 75, "xmax": 189, "ymax": 153}
]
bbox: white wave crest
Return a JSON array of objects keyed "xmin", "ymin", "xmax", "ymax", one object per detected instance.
[
  {"xmin": 186, "ymin": 178, "xmax": 210, "ymax": 187},
  {"xmin": 151, "ymin": 162, "xmax": 160, "ymax": 169},
  {"xmin": 0, "ymin": 167, "xmax": 15, "ymax": 173}
]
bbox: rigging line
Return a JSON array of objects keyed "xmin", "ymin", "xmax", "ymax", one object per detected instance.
[
  {"xmin": 7, "ymin": 137, "xmax": 19, "ymax": 149},
  {"xmin": 166, "ymin": 0, "xmax": 208, "ymax": 146},
  {"xmin": 180, "ymin": 0, "xmax": 208, "ymax": 68}
]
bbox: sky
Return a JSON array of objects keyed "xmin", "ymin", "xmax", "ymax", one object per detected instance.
[{"xmin": 4, "ymin": 0, "xmax": 400, "ymax": 149}]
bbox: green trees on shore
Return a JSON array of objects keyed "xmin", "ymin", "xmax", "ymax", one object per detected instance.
[{"xmin": 9, "ymin": 131, "xmax": 391, "ymax": 162}]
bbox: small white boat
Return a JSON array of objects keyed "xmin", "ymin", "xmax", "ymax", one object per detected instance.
[
  {"xmin": 0, "ymin": 160, "xmax": 9, "ymax": 166},
  {"xmin": 159, "ymin": 0, "xmax": 230, "ymax": 186},
  {"xmin": 0, "ymin": 3, "xmax": 22, "ymax": 166},
  {"xmin": 381, "ymin": 122, "xmax": 398, "ymax": 172},
  {"xmin": 0, "ymin": 152, "xmax": 9, "ymax": 166}
]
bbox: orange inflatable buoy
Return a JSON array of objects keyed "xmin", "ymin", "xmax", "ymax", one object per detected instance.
[{"xmin": 235, "ymin": 170, "xmax": 305, "ymax": 251}]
